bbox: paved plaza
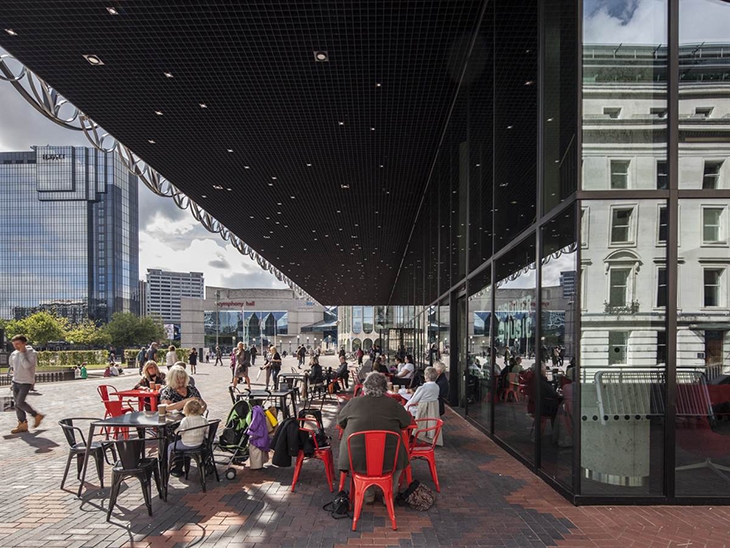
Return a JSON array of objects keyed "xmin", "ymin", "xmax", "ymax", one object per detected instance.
[{"xmin": 1, "ymin": 356, "xmax": 730, "ymax": 548}]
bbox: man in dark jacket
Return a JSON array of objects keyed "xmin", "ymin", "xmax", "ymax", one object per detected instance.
[
  {"xmin": 434, "ymin": 361, "xmax": 449, "ymax": 416},
  {"xmin": 338, "ymin": 372, "xmax": 413, "ymax": 503}
]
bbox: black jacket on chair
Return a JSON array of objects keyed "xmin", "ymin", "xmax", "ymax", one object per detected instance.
[{"xmin": 271, "ymin": 418, "xmax": 308, "ymax": 467}]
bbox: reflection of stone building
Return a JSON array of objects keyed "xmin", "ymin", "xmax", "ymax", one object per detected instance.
[
  {"xmin": 181, "ymin": 287, "xmax": 332, "ymax": 354},
  {"xmin": 581, "ymin": 43, "xmax": 730, "ymax": 374},
  {"xmin": 337, "ymin": 306, "xmax": 386, "ymax": 352}
]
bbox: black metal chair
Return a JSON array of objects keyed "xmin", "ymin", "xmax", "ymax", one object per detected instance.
[
  {"xmin": 58, "ymin": 418, "xmax": 117, "ymax": 490},
  {"xmin": 104, "ymin": 437, "xmax": 162, "ymax": 521},
  {"xmin": 169, "ymin": 419, "xmax": 221, "ymax": 493}
]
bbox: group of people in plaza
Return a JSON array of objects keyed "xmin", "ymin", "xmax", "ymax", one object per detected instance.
[{"xmin": 8, "ymin": 332, "xmax": 450, "ymax": 513}]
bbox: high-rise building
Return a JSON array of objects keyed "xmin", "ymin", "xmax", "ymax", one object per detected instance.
[
  {"xmin": 145, "ymin": 269, "xmax": 204, "ymax": 325},
  {"xmin": 0, "ymin": 146, "xmax": 139, "ymax": 323},
  {"xmin": 138, "ymin": 280, "xmax": 147, "ymax": 317}
]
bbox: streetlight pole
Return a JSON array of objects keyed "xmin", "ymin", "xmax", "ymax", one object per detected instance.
[{"xmin": 215, "ymin": 289, "xmax": 221, "ymax": 350}]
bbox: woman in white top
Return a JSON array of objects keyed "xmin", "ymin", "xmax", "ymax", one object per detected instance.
[
  {"xmin": 405, "ymin": 366, "xmax": 440, "ymax": 416},
  {"xmin": 165, "ymin": 345, "xmax": 178, "ymax": 369}
]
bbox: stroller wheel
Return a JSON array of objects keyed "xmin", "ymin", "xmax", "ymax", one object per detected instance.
[{"xmin": 226, "ymin": 468, "xmax": 236, "ymax": 480}]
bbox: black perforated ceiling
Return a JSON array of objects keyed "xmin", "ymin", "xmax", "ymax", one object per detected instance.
[{"xmin": 0, "ymin": 0, "xmax": 485, "ymax": 304}]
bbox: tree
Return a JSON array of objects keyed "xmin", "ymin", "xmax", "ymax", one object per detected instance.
[
  {"xmin": 105, "ymin": 312, "xmax": 165, "ymax": 348},
  {"xmin": 67, "ymin": 320, "xmax": 112, "ymax": 348},
  {"xmin": 4, "ymin": 312, "xmax": 69, "ymax": 348}
]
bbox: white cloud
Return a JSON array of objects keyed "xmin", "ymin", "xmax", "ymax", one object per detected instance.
[{"xmin": 584, "ymin": 0, "xmax": 730, "ymax": 45}]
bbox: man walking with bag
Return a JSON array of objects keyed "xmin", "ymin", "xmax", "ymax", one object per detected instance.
[{"xmin": 9, "ymin": 335, "xmax": 44, "ymax": 434}]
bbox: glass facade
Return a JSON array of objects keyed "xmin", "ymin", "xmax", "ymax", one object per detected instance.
[
  {"xmin": 381, "ymin": 0, "xmax": 730, "ymax": 503},
  {"xmin": 204, "ymin": 310, "xmax": 289, "ymax": 349},
  {"xmin": 0, "ymin": 146, "xmax": 139, "ymax": 323}
]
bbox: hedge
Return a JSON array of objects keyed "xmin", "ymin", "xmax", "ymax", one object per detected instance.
[
  {"xmin": 37, "ymin": 350, "xmax": 107, "ymax": 367},
  {"xmin": 123, "ymin": 347, "xmax": 191, "ymax": 364}
]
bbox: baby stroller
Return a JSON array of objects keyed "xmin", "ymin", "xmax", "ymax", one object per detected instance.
[{"xmin": 214, "ymin": 399, "xmax": 251, "ymax": 480}]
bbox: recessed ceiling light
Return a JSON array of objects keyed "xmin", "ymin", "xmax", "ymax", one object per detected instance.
[
  {"xmin": 524, "ymin": 80, "xmax": 535, "ymax": 86},
  {"xmin": 547, "ymin": 117, "xmax": 554, "ymax": 122},
  {"xmin": 376, "ymin": 83, "xmax": 381, "ymax": 87},
  {"xmin": 250, "ymin": 216, "xmax": 254, "ymax": 219},
  {"xmin": 336, "ymin": 210, "xmax": 341, "ymax": 213},
  {"xmin": 227, "ymin": 149, "xmax": 233, "ymax": 153},
  {"xmin": 155, "ymin": 110, "xmax": 163, "ymax": 116},
  {"xmin": 507, "ymin": 125, "xmax": 513, "ymax": 129},
  {"xmin": 201, "ymin": 195, "xmax": 207, "ymax": 198},
  {"xmin": 199, "ymin": 103, "xmax": 207, "ymax": 108},
  {"xmin": 339, "ymin": 121, "xmax": 345, "ymax": 126},
  {"xmin": 271, "ymin": 176, "xmax": 277, "ymax": 180},
  {"xmin": 371, "ymin": 127, "xmax": 375, "ymax": 131},
  {"xmin": 290, "ymin": 196, "xmax": 295, "ymax": 199},
  {"xmin": 244, "ymin": 165, "xmax": 250, "ymax": 169},
  {"xmin": 306, "ymin": 163, "xmax": 312, "ymax": 167},
  {"xmin": 268, "ymin": 183, "xmax": 274, "ymax": 187},
  {"xmin": 164, "ymin": 72, "xmax": 174, "ymax": 78},
  {"xmin": 314, "ymin": 51, "xmax": 329, "ymax": 62},
  {"xmin": 147, "ymin": 139, "xmax": 155, "ymax": 144},
  {"xmin": 380, "ymin": 164, "xmax": 384, "ymax": 168},
  {"xmin": 226, "ymin": 188, "xmax": 232, "ymax": 191},
  {"xmin": 106, "ymin": 7, "xmax": 119, "ymax": 15},
  {"xmin": 213, "ymin": 185, "xmax": 223, "ymax": 190},
  {"xmin": 83, "ymin": 54, "xmax": 104, "ymax": 65},
  {"xmin": 4, "ymin": 29, "xmax": 18, "ymax": 36}
]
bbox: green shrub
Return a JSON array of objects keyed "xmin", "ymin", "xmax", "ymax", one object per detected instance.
[{"xmin": 36, "ymin": 350, "xmax": 107, "ymax": 367}]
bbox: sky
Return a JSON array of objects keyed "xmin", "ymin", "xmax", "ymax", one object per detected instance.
[{"xmin": 0, "ymin": 62, "xmax": 287, "ymax": 291}]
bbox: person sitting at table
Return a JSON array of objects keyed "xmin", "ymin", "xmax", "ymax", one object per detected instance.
[
  {"xmin": 405, "ymin": 366, "xmax": 439, "ymax": 417},
  {"xmin": 372, "ymin": 356, "xmax": 389, "ymax": 375},
  {"xmin": 338, "ymin": 372, "xmax": 414, "ymax": 504},
  {"xmin": 334, "ymin": 354, "xmax": 350, "ymax": 390},
  {"xmin": 168, "ymin": 398, "xmax": 208, "ymax": 477},
  {"xmin": 174, "ymin": 361, "xmax": 196, "ymax": 387},
  {"xmin": 307, "ymin": 355, "xmax": 324, "ymax": 385},
  {"xmin": 391, "ymin": 355, "xmax": 415, "ymax": 387},
  {"xmin": 159, "ymin": 365, "xmax": 207, "ymax": 413},
  {"xmin": 134, "ymin": 360, "xmax": 166, "ymax": 389}
]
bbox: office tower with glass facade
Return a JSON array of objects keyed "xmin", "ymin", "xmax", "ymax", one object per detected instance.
[
  {"xmin": 0, "ymin": 145, "xmax": 139, "ymax": 323},
  {"xmin": 145, "ymin": 269, "xmax": 204, "ymax": 325}
]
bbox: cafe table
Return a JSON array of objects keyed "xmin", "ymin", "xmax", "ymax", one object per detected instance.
[
  {"xmin": 77, "ymin": 411, "xmax": 182, "ymax": 500},
  {"xmin": 278, "ymin": 372, "xmax": 308, "ymax": 401},
  {"xmin": 243, "ymin": 389, "xmax": 298, "ymax": 419},
  {"xmin": 114, "ymin": 388, "xmax": 159, "ymax": 411}
]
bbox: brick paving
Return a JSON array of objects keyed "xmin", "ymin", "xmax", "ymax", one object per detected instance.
[{"xmin": 1, "ymin": 356, "xmax": 730, "ymax": 547}]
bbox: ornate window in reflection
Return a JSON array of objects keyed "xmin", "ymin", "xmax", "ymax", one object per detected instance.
[
  {"xmin": 352, "ymin": 306, "xmax": 363, "ymax": 334},
  {"xmin": 580, "ymin": 199, "xmax": 666, "ymax": 495},
  {"xmin": 363, "ymin": 306, "xmax": 374, "ymax": 334}
]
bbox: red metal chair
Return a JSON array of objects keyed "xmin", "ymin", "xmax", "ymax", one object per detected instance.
[
  {"xmin": 101, "ymin": 399, "xmax": 132, "ymax": 439},
  {"xmin": 98, "ymin": 385, "xmax": 133, "ymax": 418},
  {"xmin": 343, "ymin": 430, "xmax": 401, "ymax": 531},
  {"xmin": 408, "ymin": 418, "xmax": 444, "ymax": 492},
  {"xmin": 291, "ymin": 418, "xmax": 334, "ymax": 493}
]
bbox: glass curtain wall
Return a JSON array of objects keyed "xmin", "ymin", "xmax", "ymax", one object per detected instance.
[{"xmin": 386, "ymin": 0, "xmax": 730, "ymax": 503}]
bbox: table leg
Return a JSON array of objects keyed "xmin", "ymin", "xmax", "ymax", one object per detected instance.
[
  {"xmin": 138, "ymin": 397, "xmax": 144, "ymax": 412},
  {"xmin": 150, "ymin": 395, "xmax": 158, "ymax": 412},
  {"xmin": 77, "ymin": 423, "xmax": 95, "ymax": 498},
  {"xmin": 290, "ymin": 393, "xmax": 297, "ymax": 418},
  {"xmin": 158, "ymin": 426, "xmax": 169, "ymax": 502}
]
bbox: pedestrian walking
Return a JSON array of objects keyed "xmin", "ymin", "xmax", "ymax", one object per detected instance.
[
  {"xmin": 147, "ymin": 341, "xmax": 158, "ymax": 363},
  {"xmin": 250, "ymin": 345, "xmax": 258, "ymax": 367},
  {"xmin": 9, "ymin": 335, "xmax": 44, "ymax": 434},
  {"xmin": 189, "ymin": 347, "xmax": 198, "ymax": 374},
  {"xmin": 214, "ymin": 345, "xmax": 223, "ymax": 366},
  {"xmin": 165, "ymin": 345, "xmax": 178, "ymax": 369},
  {"xmin": 136, "ymin": 346, "xmax": 146, "ymax": 374}
]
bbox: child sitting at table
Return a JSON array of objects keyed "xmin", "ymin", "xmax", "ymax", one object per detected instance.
[{"xmin": 169, "ymin": 399, "xmax": 208, "ymax": 476}]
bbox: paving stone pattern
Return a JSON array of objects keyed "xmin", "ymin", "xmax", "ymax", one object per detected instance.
[{"xmin": 1, "ymin": 357, "xmax": 729, "ymax": 547}]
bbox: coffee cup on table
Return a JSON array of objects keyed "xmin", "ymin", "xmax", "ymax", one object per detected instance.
[
  {"xmin": 150, "ymin": 383, "xmax": 157, "ymax": 391},
  {"xmin": 158, "ymin": 404, "xmax": 167, "ymax": 417}
]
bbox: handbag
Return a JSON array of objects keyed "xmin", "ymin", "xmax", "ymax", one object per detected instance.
[
  {"xmin": 323, "ymin": 490, "xmax": 351, "ymax": 519},
  {"xmin": 396, "ymin": 480, "xmax": 436, "ymax": 511}
]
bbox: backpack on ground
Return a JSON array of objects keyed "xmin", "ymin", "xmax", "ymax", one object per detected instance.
[
  {"xmin": 396, "ymin": 480, "xmax": 436, "ymax": 511},
  {"xmin": 323, "ymin": 490, "xmax": 351, "ymax": 519}
]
